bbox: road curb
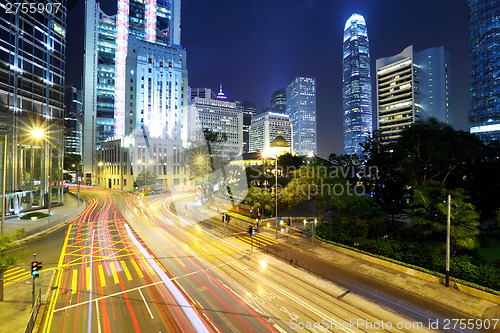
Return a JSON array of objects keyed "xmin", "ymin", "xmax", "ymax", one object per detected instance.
[
  {"xmin": 316, "ymin": 238, "xmax": 500, "ymax": 306},
  {"xmin": 16, "ymin": 193, "xmax": 86, "ymax": 244}
]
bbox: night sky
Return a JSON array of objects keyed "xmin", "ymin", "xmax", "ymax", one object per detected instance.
[{"xmin": 65, "ymin": 0, "xmax": 471, "ymax": 158}]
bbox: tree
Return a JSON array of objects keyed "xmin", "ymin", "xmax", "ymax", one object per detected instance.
[
  {"xmin": 244, "ymin": 187, "xmax": 274, "ymax": 218},
  {"xmin": 63, "ymin": 153, "xmax": 81, "ymax": 172},
  {"xmin": 328, "ymin": 192, "xmax": 388, "ymax": 239},
  {"xmin": 135, "ymin": 170, "xmax": 158, "ymax": 187},
  {"xmin": 277, "ymin": 153, "xmax": 304, "ymax": 178},
  {"xmin": 393, "ymin": 118, "xmax": 483, "ymax": 187},
  {"xmin": 282, "ymin": 161, "xmax": 346, "ymax": 225},
  {"xmin": 411, "ymin": 184, "xmax": 480, "ymax": 256},
  {"xmin": 0, "ymin": 234, "xmax": 20, "ymax": 301},
  {"xmin": 360, "ymin": 131, "xmax": 405, "ymax": 214}
]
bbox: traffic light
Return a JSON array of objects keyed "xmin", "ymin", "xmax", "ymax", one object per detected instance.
[
  {"xmin": 226, "ymin": 214, "xmax": 231, "ymax": 222},
  {"xmin": 247, "ymin": 225, "xmax": 256, "ymax": 236},
  {"xmin": 31, "ymin": 261, "xmax": 42, "ymax": 278}
]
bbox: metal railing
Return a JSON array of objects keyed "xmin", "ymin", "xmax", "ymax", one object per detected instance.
[
  {"xmin": 24, "ymin": 289, "xmax": 41, "ymax": 333},
  {"xmin": 24, "ymin": 199, "xmax": 85, "ymax": 237}
]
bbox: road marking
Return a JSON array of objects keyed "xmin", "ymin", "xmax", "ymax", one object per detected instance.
[
  {"xmin": 95, "ymin": 299, "xmax": 102, "ymax": 333},
  {"xmin": 130, "ymin": 258, "xmax": 144, "ymax": 278},
  {"xmin": 98, "ymin": 265, "xmax": 106, "ymax": 287},
  {"xmin": 54, "ymin": 262, "xmax": 234, "ymax": 313},
  {"xmin": 166, "ymin": 249, "xmax": 185, "ymax": 268},
  {"xmin": 121, "ymin": 261, "xmax": 132, "ymax": 280},
  {"xmin": 231, "ymin": 261, "xmax": 355, "ymax": 333},
  {"xmin": 124, "ymin": 223, "xmax": 209, "ymax": 333},
  {"xmin": 154, "ymin": 259, "xmax": 166, "ymax": 272},
  {"xmin": 110, "ymin": 262, "xmax": 120, "ymax": 284},
  {"xmin": 72, "ymin": 269, "xmax": 78, "ymax": 294},
  {"xmin": 5, "ymin": 267, "xmax": 24, "ymax": 277},
  {"xmin": 138, "ymin": 288, "xmax": 154, "ymax": 319},
  {"xmin": 86, "ymin": 267, "xmax": 91, "ymax": 290}
]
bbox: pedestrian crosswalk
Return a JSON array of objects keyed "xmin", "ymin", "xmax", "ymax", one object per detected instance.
[
  {"xmin": 3, "ymin": 266, "xmax": 32, "ymax": 286},
  {"xmin": 236, "ymin": 234, "xmax": 278, "ymax": 247}
]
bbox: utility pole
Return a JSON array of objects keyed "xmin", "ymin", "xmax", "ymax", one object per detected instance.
[
  {"xmin": 2, "ymin": 134, "xmax": 7, "ymax": 235},
  {"xmin": 446, "ymin": 194, "xmax": 451, "ymax": 287},
  {"xmin": 77, "ymin": 162, "xmax": 81, "ymax": 207},
  {"xmin": 275, "ymin": 155, "xmax": 278, "ymax": 239},
  {"xmin": 0, "ymin": 134, "xmax": 6, "ymax": 301}
]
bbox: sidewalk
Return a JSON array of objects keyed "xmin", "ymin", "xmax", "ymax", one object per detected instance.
[
  {"xmin": 0, "ymin": 192, "xmax": 85, "ymax": 333},
  {"xmin": 224, "ymin": 209, "xmax": 500, "ymax": 322},
  {"xmin": 4, "ymin": 193, "xmax": 85, "ymax": 240}
]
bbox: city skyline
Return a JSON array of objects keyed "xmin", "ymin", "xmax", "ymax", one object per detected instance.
[{"xmin": 66, "ymin": 0, "xmax": 472, "ymax": 157}]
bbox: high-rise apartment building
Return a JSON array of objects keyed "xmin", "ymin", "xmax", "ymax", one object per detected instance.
[
  {"xmin": 83, "ymin": 0, "xmax": 186, "ymax": 183},
  {"xmin": 271, "ymin": 88, "xmax": 287, "ymax": 112},
  {"xmin": 64, "ymin": 86, "xmax": 83, "ymax": 156},
  {"xmin": 376, "ymin": 45, "xmax": 450, "ymax": 141},
  {"xmin": 0, "ymin": 1, "xmax": 67, "ymax": 211},
  {"xmin": 342, "ymin": 13, "xmax": 372, "ymax": 155},
  {"xmin": 236, "ymin": 100, "xmax": 257, "ymax": 154},
  {"xmin": 286, "ymin": 77, "xmax": 317, "ymax": 155},
  {"xmin": 249, "ymin": 110, "xmax": 292, "ymax": 153},
  {"xmin": 468, "ymin": 0, "xmax": 500, "ymax": 142}
]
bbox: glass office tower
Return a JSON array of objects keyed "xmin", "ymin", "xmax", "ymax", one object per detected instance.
[
  {"xmin": 0, "ymin": 1, "xmax": 67, "ymax": 211},
  {"xmin": 468, "ymin": 0, "xmax": 500, "ymax": 142},
  {"xmin": 286, "ymin": 77, "xmax": 317, "ymax": 155},
  {"xmin": 342, "ymin": 13, "xmax": 372, "ymax": 155}
]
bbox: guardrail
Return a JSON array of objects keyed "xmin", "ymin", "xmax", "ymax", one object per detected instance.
[{"xmin": 24, "ymin": 289, "xmax": 41, "ymax": 333}]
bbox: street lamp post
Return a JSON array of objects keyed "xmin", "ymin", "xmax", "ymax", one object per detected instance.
[
  {"xmin": 31, "ymin": 128, "xmax": 49, "ymax": 211},
  {"xmin": 77, "ymin": 162, "xmax": 81, "ymax": 206},
  {"xmin": 274, "ymin": 154, "xmax": 278, "ymax": 239},
  {"xmin": 1, "ymin": 134, "xmax": 7, "ymax": 235},
  {"xmin": 446, "ymin": 194, "xmax": 451, "ymax": 287}
]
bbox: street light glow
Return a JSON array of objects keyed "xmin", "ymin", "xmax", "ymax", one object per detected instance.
[
  {"xmin": 98, "ymin": 162, "xmax": 103, "ymax": 167},
  {"xmin": 197, "ymin": 156, "xmax": 204, "ymax": 163},
  {"xmin": 31, "ymin": 128, "xmax": 44, "ymax": 139}
]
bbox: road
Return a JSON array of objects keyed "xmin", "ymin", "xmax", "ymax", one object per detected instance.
[
  {"xmin": 43, "ymin": 189, "xmax": 211, "ymax": 333},
  {"xmin": 37, "ymin": 188, "xmax": 491, "ymax": 332},
  {"xmin": 119, "ymin": 190, "xmax": 442, "ymax": 333}
]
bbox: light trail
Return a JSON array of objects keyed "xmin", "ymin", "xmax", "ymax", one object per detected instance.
[{"xmin": 124, "ymin": 222, "xmax": 211, "ymax": 333}]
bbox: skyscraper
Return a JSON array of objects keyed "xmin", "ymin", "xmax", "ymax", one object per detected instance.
[
  {"xmin": 83, "ymin": 0, "xmax": 185, "ymax": 182},
  {"xmin": 342, "ymin": 13, "xmax": 372, "ymax": 155},
  {"xmin": 64, "ymin": 86, "xmax": 83, "ymax": 157},
  {"xmin": 0, "ymin": 1, "xmax": 67, "ymax": 210},
  {"xmin": 236, "ymin": 100, "xmax": 257, "ymax": 154},
  {"xmin": 271, "ymin": 88, "xmax": 287, "ymax": 112},
  {"xmin": 468, "ymin": 0, "xmax": 500, "ymax": 142},
  {"xmin": 286, "ymin": 77, "xmax": 317, "ymax": 155},
  {"xmin": 376, "ymin": 45, "xmax": 450, "ymax": 141}
]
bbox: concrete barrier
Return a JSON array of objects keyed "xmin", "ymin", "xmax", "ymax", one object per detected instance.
[{"xmin": 316, "ymin": 238, "xmax": 500, "ymax": 305}]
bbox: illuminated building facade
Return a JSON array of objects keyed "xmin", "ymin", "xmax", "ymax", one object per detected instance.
[
  {"xmin": 376, "ymin": 45, "xmax": 450, "ymax": 141},
  {"xmin": 271, "ymin": 88, "xmax": 287, "ymax": 112},
  {"xmin": 186, "ymin": 89, "xmax": 243, "ymax": 163},
  {"xmin": 0, "ymin": 1, "xmax": 67, "ymax": 211},
  {"xmin": 342, "ymin": 13, "xmax": 372, "ymax": 155},
  {"xmin": 63, "ymin": 86, "xmax": 83, "ymax": 156},
  {"xmin": 249, "ymin": 110, "xmax": 292, "ymax": 153},
  {"xmin": 286, "ymin": 77, "xmax": 317, "ymax": 155},
  {"xmin": 468, "ymin": 0, "xmax": 500, "ymax": 142},
  {"xmin": 235, "ymin": 100, "xmax": 257, "ymax": 154},
  {"xmin": 83, "ymin": 0, "xmax": 185, "ymax": 183}
]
